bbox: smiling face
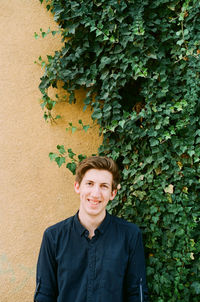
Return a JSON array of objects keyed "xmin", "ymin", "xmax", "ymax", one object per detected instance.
[{"xmin": 74, "ymin": 169, "xmax": 117, "ymax": 220}]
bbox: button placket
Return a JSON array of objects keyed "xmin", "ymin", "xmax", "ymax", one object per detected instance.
[{"xmin": 87, "ymin": 238, "xmax": 96, "ymax": 302}]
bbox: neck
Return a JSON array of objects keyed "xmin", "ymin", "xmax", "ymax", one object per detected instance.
[{"xmin": 78, "ymin": 210, "xmax": 106, "ymax": 239}]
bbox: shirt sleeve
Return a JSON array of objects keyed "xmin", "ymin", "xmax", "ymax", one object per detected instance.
[
  {"xmin": 124, "ymin": 228, "xmax": 149, "ymax": 302},
  {"xmin": 34, "ymin": 229, "xmax": 58, "ymax": 302}
]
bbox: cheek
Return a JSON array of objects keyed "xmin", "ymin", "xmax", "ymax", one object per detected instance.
[
  {"xmin": 80, "ymin": 188, "xmax": 90, "ymax": 197},
  {"xmin": 103, "ymin": 191, "xmax": 112, "ymax": 201}
]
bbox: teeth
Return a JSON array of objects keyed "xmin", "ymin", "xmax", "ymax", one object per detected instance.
[{"xmin": 88, "ymin": 199, "xmax": 99, "ymax": 204}]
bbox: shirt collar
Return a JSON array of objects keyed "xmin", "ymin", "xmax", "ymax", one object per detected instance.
[
  {"xmin": 96, "ymin": 211, "xmax": 111, "ymax": 235},
  {"xmin": 74, "ymin": 211, "xmax": 87, "ymax": 236},
  {"xmin": 74, "ymin": 211, "xmax": 111, "ymax": 237}
]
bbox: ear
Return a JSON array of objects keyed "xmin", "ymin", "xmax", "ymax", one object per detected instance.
[
  {"xmin": 110, "ymin": 189, "xmax": 117, "ymax": 201},
  {"xmin": 74, "ymin": 181, "xmax": 80, "ymax": 194}
]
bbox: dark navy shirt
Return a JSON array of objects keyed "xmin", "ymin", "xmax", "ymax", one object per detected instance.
[{"xmin": 34, "ymin": 212, "xmax": 148, "ymax": 302}]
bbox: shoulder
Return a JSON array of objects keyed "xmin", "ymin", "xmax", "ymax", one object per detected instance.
[
  {"xmin": 109, "ymin": 215, "xmax": 143, "ymax": 251},
  {"xmin": 110, "ymin": 214, "xmax": 141, "ymax": 236},
  {"xmin": 43, "ymin": 215, "xmax": 74, "ymax": 240}
]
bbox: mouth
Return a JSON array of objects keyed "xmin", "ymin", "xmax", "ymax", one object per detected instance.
[{"xmin": 87, "ymin": 199, "xmax": 101, "ymax": 206}]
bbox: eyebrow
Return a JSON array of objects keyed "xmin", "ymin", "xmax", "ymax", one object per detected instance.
[
  {"xmin": 101, "ymin": 182, "xmax": 111, "ymax": 187},
  {"xmin": 86, "ymin": 180, "xmax": 111, "ymax": 187}
]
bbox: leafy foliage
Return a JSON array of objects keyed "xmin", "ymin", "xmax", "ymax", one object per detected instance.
[{"xmin": 38, "ymin": 0, "xmax": 200, "ymax": 300}]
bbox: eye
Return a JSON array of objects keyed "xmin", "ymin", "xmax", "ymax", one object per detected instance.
[
  {"xmin": 101, "ymin": 184, "xmax": 109, "ymax": 189},
  {"xmin": 86, "ymin": 182, "xmax": 93, "ymax": 186}
]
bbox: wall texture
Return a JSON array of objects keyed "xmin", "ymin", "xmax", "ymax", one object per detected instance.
[{"xmin": 0, "ymin": 1, "xmax": 101, "ymax": 301}]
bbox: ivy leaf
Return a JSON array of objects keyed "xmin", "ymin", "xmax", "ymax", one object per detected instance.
[
  {"xmin": 150, "ymin": 138, "xmax": 159, "ymax": 147},
  {"xmin": 191, "ymin": 282, "xmax": 200, "ymax": 294},
  {"xmin": 83, "ymin": 125, "xmax": 90, "ymax": 132},
  {"xmin": 51, "ymin": 31, "xmax": 57, "ymax": 36},
  {"xmin": 66, "ymin": 162, "xmax": 76, "ymax": 175},
  {"xmin": 34, "ymin": 32, "xmax": 39, "ymax": 39},
  {"xmin": 49, "ymin": 152, "xmax": 57, "ymax": 161},
  {"xmin": 92, "ymin": 109, "xmax": 102, "ymax": 120},
  {"xmin": 119, "ymin": 120, "xmax": 126, "ymax": 128},
  {"xmin": 177, "ymin": 39, "xmax": 184, "ymax": 46},
  {"xmin": 57, "ymin": 145, "xmax": 66, "ymax": 155},
  {"xmin": 71, "ymin": 126, "xmax": 77, "ymax": 134},
  {"xmin": 78, "ymin": 154, "xmax": 87, "ymax": 162},
  {"xmin": 84, "ymin": 96, "xmax": 91, "ymax": 105},
  {"xmin": 55, "ymin": 156, "xmax": 66, "ymax": 168},
  {"xmin": 68, "ymin": 149, "xmax": 76, "ymax": 159}
]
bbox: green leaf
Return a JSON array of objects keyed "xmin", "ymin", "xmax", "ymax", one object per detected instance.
[
  {"xmin": 78, "ymin": 154, "xmax": 87, "ymax": 162},
  {"xmin": 71, "ymin": 126, "xmax": 77, "ymax": 134},
  {"xmin": 177, "ymin": 39, "xmax": 184, "ymax": 46},
  {"xmin": 119, "ymin": 120, "xmax": 126, "ymax": 128},
  {"xmin": 99, "ymin": 56, "xmax": 111, "ymax": 68},
  {"xmin": 68, "ymin": 148, "xmax": 76, "ymax": 159},
  {"xmin": 84, "ymin": 96, "xmax": 91, "ymax": 105},
  {"xmin": 191, "ymin": 282, "xmax": 200, "ymax": 294},
  {"xmin": 152, "ymin": 216, "xmax": 159, "ymax": 224},
  {"xmin": 57, "ymin": 145, "xmax": 66, "ymax": 155},
  {"xmin": 150, "ymin": 138, "xmax": 159, "ymax": 147},
  {"xmin": 122, "ymin": 158, "xmax": 130, "ymax": 164},
  {"xmin": 83, "ymin": 125, "xmax": 90, "ymax": 132},
  {"xmin": 49, "ymin": 152, "xmax": 57, "ymax": 161},
  {"xmin": 34, "ymin": 32, "xmax": 39, "ymax": 39},
  {"xmin": 69, "ymin": 92, "xmax": 75, "ymax": 104},
  {"xmin": 66, "ymin": 162, "xmax": 76, "ymax": 175},
  {"xmin": 110, "ymin": 35, "xmax": 115, "ymax": 43},
  {"xmin": 55, "ymin": 156, "xmax": 66, "ymax": 167},
  {"xmin": 51, "ymin": 31, "xmax": 58, "ymax": 36},
  {"xmin": 92, "ymin": 109, "xmax": 102, "ymax": 120},
  {"xmin": 83, "ymin": 105, "xmax": 87, "ymax": 112},
  {"xmin": 41, "ymin": 31, "xmax": 47, "ymax": 38}
]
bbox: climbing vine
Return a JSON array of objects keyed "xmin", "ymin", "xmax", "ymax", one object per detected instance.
[{"xmin": 37, "ymin": 0, "xmax": 200, "ymax": 300}]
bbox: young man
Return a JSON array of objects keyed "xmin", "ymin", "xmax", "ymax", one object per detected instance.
[{"xmin": 34, "ymin": 156, "xmax": 148, "ymax": 302}]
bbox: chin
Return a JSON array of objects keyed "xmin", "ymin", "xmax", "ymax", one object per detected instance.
[{"xmin": 86, "ymin": 207, "xmax": 104, "ymax": 216}]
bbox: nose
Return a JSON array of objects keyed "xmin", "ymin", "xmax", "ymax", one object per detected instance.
[{"xmin": 91, "ymin": 184, "xmax": 101, "ymax": 197}]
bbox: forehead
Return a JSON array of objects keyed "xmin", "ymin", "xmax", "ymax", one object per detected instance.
[{"xmin": 82, "ymin": 169, "xmax": 113, "ymax": 185}]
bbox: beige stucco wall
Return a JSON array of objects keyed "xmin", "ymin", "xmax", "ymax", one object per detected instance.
[{"xmin": 0, "ymin": 1, "xmax": 101, "ymax": 301}]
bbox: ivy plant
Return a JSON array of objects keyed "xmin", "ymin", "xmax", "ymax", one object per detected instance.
[{"xmin": 37, "ymin": 0, "xmax": 200, "ymax": 301}]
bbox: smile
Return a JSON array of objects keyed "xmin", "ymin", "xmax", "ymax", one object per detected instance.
[{"xmin": 88, "ymin": 199, "xmax": 100, "ymax": 205}]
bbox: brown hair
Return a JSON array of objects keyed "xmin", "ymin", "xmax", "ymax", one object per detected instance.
[{"xmin": 75, "ymin": 156, "xmax": 120, "ymax": 190}]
